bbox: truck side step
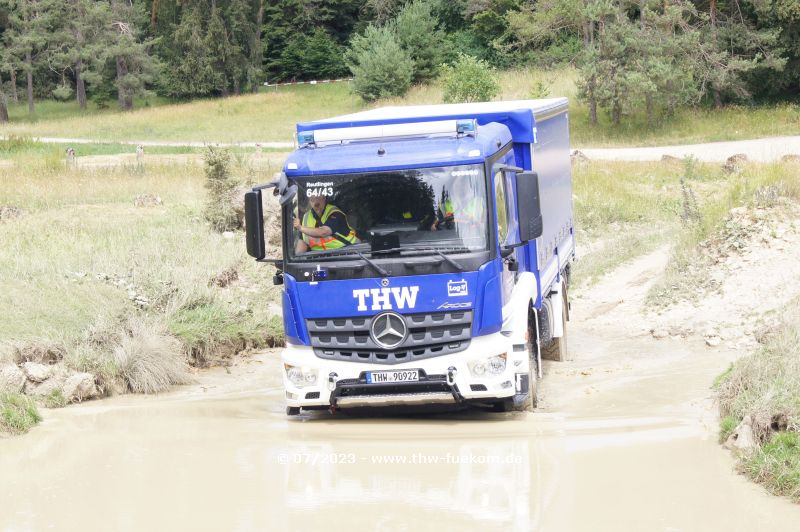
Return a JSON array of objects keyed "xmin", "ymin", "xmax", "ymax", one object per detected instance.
[{"xmin": 336, "ymin": 392, "xmax": 457, "ymax": 408}]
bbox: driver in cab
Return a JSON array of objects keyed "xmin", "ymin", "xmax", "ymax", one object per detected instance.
[
  {"xmin": 294, "ymin": 194, "xmax": 358, "ymax": 253},
  {"xmin": 431, "ymin": 179, "xmax": 485, "ymax": 231}
]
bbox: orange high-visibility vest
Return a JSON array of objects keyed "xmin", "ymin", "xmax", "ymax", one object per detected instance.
[{"xmin": 302, "ymin": 204, "xmax": 358, "ymax": 250}]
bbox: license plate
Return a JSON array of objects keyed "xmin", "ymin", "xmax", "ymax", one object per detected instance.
[{"xmin": 366, "ymin": 370, "xmax": 419, "ymax": 384}]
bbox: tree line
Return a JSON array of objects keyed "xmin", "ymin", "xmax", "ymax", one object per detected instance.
[{"xmin": 0, "ymin": 0, "xmax": 798, "ymax": 126}]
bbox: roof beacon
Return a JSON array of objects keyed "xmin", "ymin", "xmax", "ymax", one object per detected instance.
[
  {"xmin": 456, "ymin": 119, "xmax": 477, "ymax": 137},
  {"xmin": 297, "ymin": 131, "xmax": 315, "ymax": 148}
]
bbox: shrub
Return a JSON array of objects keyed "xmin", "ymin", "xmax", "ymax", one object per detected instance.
[
  {"xmin": 346, "ymin": 25, "xmax": 414, "ymax": 102},
  {"xmin": 203, "ymin": 146, "xmax": 240, "ymax": 232},
  {"xmin": 440, "ymin": 54, "xmax": 500, "ymax": 103},
  {"xmin": 52, "ymin": 84, "xmax": 73, "ymax": 101}
]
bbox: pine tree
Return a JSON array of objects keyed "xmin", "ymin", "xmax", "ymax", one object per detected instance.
[
  {"xmin": 206, "ymin": 3, "xmax": 233, "ymax": 95},
  {"xmin": 47, "ymin": 0, "xmax": 114, "ymax": 109},
  {"xmin": 392, "ymin": 0, "xmax": 445, "ymax": 82},
  {"xmin": 164, "ymin": 6, "xmax": 218, "ymax": 98},
  {"xmin": 697, "ymin": 0, "xmax": 785, "ymax": 107},
  {"xmin": 225, "ymin": 0, "xmax": 257, "ymax": 94},
  {"xmin": 2, "ymin": 0, "xmax": 60, "ymax": 115},
  {"xmin": 108, "ymin": 0, "xmax": 160, "ymax": 110},
  {"xmin": 346, "ymin": 24, "xmax": 414, "ymax": 101}
]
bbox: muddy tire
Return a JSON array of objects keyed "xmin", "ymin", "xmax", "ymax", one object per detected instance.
[
  {"xmin": 541, "ymin": 284, "xmax": 568, "ymax": 362},
  {"xmin": 523, "ymin": 312, "xmax": 540, "ymax": 410}
]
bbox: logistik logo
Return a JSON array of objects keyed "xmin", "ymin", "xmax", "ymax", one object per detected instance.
[{"xmin": 447, "ymin": 279, "xmax": 468, "ymax": 297}]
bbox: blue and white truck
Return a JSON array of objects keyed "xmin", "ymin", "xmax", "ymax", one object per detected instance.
[{"xmin": 245, "ymin": 100, "xmax": 575, "ymax": 415}]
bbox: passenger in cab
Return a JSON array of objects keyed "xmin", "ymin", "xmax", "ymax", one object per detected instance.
[{"xmin": 432, "ymin": 179, "xmax": 485, "ymax": 231}]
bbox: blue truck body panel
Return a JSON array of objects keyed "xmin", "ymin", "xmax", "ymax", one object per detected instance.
[{"xmin": 280, "ymin": 99, "xmax": 574, "ymax": 350}]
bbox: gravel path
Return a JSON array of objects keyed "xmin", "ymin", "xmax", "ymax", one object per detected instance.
[
  {"xmin": 577, "ymin": 135, "xmax": 800, "ymax": 163},
  {"xmin": 6, "ymin": 134, "xmax": 800, "ymax": 162}
]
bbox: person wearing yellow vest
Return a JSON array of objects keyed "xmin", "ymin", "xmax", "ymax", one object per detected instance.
[{"xmin": 294, "ymin": 195, "xmax": 359, "ymax": 253}]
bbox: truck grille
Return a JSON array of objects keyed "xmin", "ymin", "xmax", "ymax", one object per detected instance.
[{"xmin": 308, "ymin": 311, "xmax": 472, "ymax": 365}]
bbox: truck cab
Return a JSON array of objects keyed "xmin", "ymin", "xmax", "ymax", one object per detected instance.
[{"xmin": 245, "ymin": 99, "xmax": 575, "ymax": 415}]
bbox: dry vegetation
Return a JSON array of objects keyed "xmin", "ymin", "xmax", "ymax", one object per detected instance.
[{"xmin": 647, "ymin": 161, "xmax": 800, "ymax": 307}]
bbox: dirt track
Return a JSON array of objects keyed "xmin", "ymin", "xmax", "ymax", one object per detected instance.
[
  {"xmin": 578, "ymin": 135, "xmax": 800, "ymax": 162},
  {"xmin": 2, "ymin": 239, "xmax": 800, "ymax": 530}
]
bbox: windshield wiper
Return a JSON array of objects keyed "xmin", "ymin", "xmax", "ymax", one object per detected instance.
[
  {"xmin": 372, "ymin": 245, "xmax": 468, "ymax": 271},
  {"xmin": 431, "ymin": 249, "xmax": 465, "ymax": 271},
  {"xmin": 300, "ymin": 249, "xmax": 390, "ymax": 277},
  {"xmin": 350, "ymin": 250, "xmax": 390, "ymax": 277}
]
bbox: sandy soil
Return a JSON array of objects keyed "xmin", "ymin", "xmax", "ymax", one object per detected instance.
[{"xmin": 2, "ymin": 207, "xmax": 800, "ymax": 531}]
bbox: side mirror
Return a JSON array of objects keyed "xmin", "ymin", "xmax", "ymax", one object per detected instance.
[
  {"xmin": 245, "ymin": 190, "xmax": 265, "ymax": 260},
  {"xmin": 516, "ymin": 171, "xmax": 543, "ymax": 241}
]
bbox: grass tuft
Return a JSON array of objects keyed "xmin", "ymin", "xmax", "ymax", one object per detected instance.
[
  {"xmin": 112, "ymin": 318, "xmax": 193, "ymax": 394},
  {"xmin": 741, "ymin": 431, "xmax": 800, "ymax": 502},
  {"xmin": 0, "ymin": 392, "xmax": 42, "ymax": 435},
  {"xmin": 719, "ymin": 415, "xmax": 739, "ymax": 444}
]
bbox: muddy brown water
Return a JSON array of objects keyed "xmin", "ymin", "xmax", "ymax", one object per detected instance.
[{"xmin": 3, "ymin": 249, "xmax": 800, "ymax": 531}]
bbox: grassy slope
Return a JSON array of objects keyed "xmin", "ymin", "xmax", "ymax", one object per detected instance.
[
  {"xmin": 0, "ymin": 160, "xmax": 283, "ymax": 366},
  {"xmin": 3, "ymin": 68, "xmax": 800, "ymax": 148}
]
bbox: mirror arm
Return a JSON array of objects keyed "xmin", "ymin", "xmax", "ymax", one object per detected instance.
[
  {"xmin": 256, "ymin": 258, "xmax": 283, "ymax": 266},
  {"xmin": 251, "ymin": 180, "xmax": 278, "ymax": 192},
  {"xmin": 495, "ymin": 163, "xmax": 524, "ymax": 174},
  {"xmin": 500, "ymin": 241, "xmax": 525, "ymax": 258}
]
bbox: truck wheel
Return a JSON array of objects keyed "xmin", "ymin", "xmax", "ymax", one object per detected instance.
[
  {"xmin": 286, "ymin": 406, "xmax": 300, "ymax": 416},
  {"xmin": 541, "ymin": 283, "xmax": 568, "ymax": 362}
]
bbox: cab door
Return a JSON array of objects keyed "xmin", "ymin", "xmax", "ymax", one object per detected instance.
[{"xmin": 490, "ymin": 151, "xmax": 519, "ymax": 304}]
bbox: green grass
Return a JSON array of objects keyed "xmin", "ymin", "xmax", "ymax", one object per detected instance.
[
  {"xmin": 742, "ymin": 432, "xmax": 800, "ymax": 502},
  {"xmin": 6, "ymin": 95, "xmax": 173, "ymax": 123},
  {"xmin": 0, "ymin": 138, "xmax": 200, "ymax": 159},
  {"xmin": 4, "ymin": 84, "xmax": 363, "ymax": 144},
  {"xmin": 41, "ymin": 389, "xmax": 67, "ymax": 409},
  {"xmin": 0, "ymin": 392, "xmax": 42, "ymax": 435},
  {"xmin": 4, "ymin": 67, "xmax": 800, "ymax": 147},
  {"xmin": 719, "ymin": 415, "xmax": 739, "ymax": 444}
]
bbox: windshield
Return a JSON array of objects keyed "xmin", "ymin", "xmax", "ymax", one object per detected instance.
[{"xmin": 287, "ymin": 164, "xmax": 488, "ymax": 260}]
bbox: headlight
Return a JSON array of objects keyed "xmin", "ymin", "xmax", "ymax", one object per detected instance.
[
  {"xmin": 285, "ymin": 364, "xmax": 318, "ymax": 388},
  {"xmin": 468, "ymin": 353, "xmax": 507, "ymax": 377},
  {"xmin": 488, "ymin": 354, "xmax": 507, "ymax": 374}
]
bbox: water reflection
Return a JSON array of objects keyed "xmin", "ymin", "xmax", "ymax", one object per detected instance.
[{"xmin": 272, "ymin": 435, "xmax": 540, "ymax": 532}]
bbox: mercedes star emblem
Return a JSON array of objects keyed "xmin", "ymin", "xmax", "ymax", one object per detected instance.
[{"xmin": 370, "ymin": 312, "xmax": 407, "ymax": 349}]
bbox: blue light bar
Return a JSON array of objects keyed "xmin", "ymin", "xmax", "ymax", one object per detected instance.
[
  {"xmin": 297, "ymin": 131, "xmax": 315, "ymax": 147},
  {"xmin": 456, "ymin": 119, "xmax": 477, "ymax": 135}
]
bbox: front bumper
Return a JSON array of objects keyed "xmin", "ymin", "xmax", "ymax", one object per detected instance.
[{"xmin": 281, "ymin": 331, "xmax": 528, "ymax": 410}]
